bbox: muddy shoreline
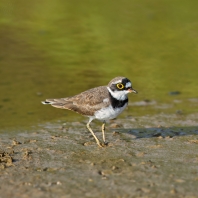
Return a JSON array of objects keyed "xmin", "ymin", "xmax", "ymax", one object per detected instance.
[{"xmin": 0, "ymin": 113, "xmax": 198, "ymax": 198}]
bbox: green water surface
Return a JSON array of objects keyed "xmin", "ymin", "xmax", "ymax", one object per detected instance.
[{"xmin": 0, "ymin": 0, "xmax": 198, "ymax": 130}]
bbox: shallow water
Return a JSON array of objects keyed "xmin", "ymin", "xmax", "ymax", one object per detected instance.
[{"xmin": 0, "ymin": 0, "xmax": 198, "ymax": 130}]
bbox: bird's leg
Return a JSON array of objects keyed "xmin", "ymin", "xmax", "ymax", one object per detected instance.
[
  {"xmin": 101, "ymin": 122, "xmax": 106, "ymax": 144},
  {"xmin": 86, "ymin": 121, "xmax": 102, "ymax": 147}
]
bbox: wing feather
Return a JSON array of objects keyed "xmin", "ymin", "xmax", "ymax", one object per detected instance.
[{"xmin": 44, "ymin": 86, "xmax": 110, "ymax": 116}]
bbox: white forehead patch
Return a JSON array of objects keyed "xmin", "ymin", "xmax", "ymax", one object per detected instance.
[{"xmin": 125, "ymin": 82, "xmax": 132, "ymax": 88}]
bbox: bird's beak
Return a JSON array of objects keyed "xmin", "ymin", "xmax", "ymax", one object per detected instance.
[{"xmin": 128, "ymin": 88, "xmax": 138, "ymax": 94}]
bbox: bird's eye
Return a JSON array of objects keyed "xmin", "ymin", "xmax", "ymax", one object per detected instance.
[{"xmin": 116, "ymin": 83, "xmax": 124, "ymax": 89}]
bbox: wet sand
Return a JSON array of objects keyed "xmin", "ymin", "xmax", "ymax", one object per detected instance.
[{"xmin": 1, "ymin": 113, "xmax": 198, "ymax": 198}]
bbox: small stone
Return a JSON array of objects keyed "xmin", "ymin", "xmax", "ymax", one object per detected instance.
[
  {"xmin": 12, "ymin": 139, "xmax": 22, "ymax": 145},
  {"xmin": 112, "ymin": 166, "xmax": 119, "ymax": 170},
  {"xmin": 29, "ymin": 139, "xmax": 37, "ymax": 143},
  {"xmin": 169, "ymin": 91, "xmax": 181, "ymax": 95},
  {"xmin": 153, "ymin": 132, "xmax": 161, "ymax": 137},
  {"xmin": 170, "ymin": 188, "xmax": 177, "ymax": 194},
  {"xmin": 136, "ymin": 152, "xmax": 145, "ymax": 157},
  {"xmin": 174, "ymin": 179, "xmax": 185, "ymax": 183},
  {"xmin": 188, "ymin": 140, "xmax": 198, "ymax": 144},
  {"xmin": 109, "ymin": 123, "xmax": 122, "ymax": 128},
  {"xmin": 83, "ymin": 142, "xmax": 94, "ymax": 146},
  {"xmin": 112, "ymin": 131, "xmax": 120, "ymax": 136},
  {"xmin": 149, "ymin": 145, "xmax": 162, "ymax": 149},
  {"xmin": 0, "ymin": 164, "xmax": 5, "ymax": 169},
  {"xmin": 141, "ymin": 187, "xmax": 150, "ymax": 193},
  {"xmin": 90, "ymin": 162, "xmax": 95, "ymax": 166}
]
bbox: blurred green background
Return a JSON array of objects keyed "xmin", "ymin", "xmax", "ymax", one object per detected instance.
[{"xmin": 0, "ymin": 0, "xmax": 198, "ymax": 130}]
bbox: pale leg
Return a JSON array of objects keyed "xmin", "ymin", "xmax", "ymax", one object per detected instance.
[
  {"xmin": 102, "ymin": 122, "xmax": 106, "ymax": 143},
  {"xmin": 86, "ymin": 119, "xmax": 102, "ymax": 147}
]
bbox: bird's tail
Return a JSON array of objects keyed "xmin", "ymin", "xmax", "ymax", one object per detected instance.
[
  {"xmin": 41, "ymin": 99, "xmax": 55, "ymax": 105},
  {"xmin": 41, "ymin": 98, "xmax": 69, "ymax": 109}
]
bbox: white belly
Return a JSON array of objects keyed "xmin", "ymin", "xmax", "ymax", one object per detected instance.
[{"xmin": 94, "ymin": 103, "xmax": 128, "ymax": 121}]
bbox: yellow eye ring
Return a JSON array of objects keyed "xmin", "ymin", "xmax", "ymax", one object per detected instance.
[{"xmin": 116, "ymin": 83, "xmax": 124, "ymax": 89}]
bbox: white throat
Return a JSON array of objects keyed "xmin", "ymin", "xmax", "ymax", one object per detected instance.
[{"xmin": 107, "ymin": 87, "xmax": 128, "ymax": 101}]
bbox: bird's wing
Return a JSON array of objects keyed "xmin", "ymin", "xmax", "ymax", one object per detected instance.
[{"xmin": 44, "ymin": 86, "xmax": 110, "ymax": 116}]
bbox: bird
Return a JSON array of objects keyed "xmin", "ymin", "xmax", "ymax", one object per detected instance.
[{"xmin": 42, "ymin": 76, "xmax": 137, "ymax": 147}]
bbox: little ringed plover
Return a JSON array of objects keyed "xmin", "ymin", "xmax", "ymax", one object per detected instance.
[{"xmin": 42, "ymin": 76, "xmax": 137, "ymax": 147}]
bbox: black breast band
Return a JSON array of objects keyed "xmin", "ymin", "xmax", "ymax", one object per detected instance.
[{"xmin": 109, "ymin": 92, "xmax": 128, "ymax": 109}]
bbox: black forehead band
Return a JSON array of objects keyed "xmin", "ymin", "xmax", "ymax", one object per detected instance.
[{"xmin": 121, "ymin": 78, "xmax": 130, "ymax": 85}]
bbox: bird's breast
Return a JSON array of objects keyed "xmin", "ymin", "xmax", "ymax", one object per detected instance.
[{"xmin": 94, "ymin": 103, "xmax": 128, "ymax": 121}]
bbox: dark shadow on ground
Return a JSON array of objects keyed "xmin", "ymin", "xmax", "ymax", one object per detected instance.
[{"xmin": 115, "ymin": 126, "xmax": 198, "ymax": 139}]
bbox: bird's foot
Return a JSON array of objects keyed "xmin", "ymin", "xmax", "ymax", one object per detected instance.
[
  {"xmin": 96, "ymin": 141, "xmax": 109, "ymax": 147},
  {"xmin": 101, "ymin": 141, "xmax": 109, "ymax": 147}
]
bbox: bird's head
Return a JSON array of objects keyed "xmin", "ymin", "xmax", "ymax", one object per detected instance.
[{"xmin": 107, "ymin": 76, "xmax": 138, "ymax": 100}]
